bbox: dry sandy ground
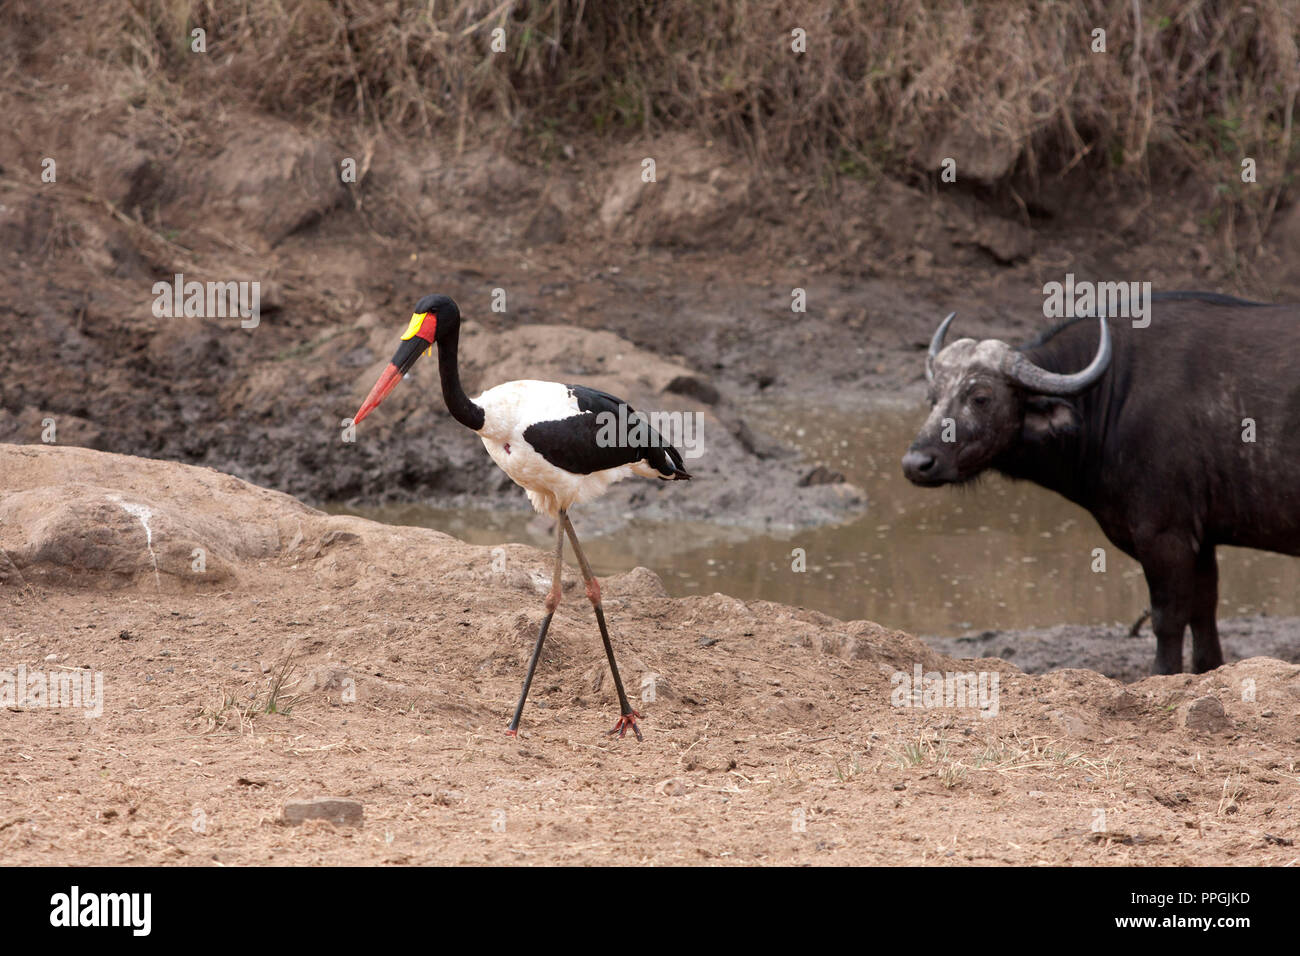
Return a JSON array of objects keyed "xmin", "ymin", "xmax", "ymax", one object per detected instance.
[{"xmin": 1, "ymin": 444, "xmax": 1297, "ymax": 866}]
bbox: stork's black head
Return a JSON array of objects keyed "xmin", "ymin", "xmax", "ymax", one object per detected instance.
[
  {"xmin": 354, "ymin": 293, "xmax": 461, "ymax": 424},
  {"xmin": 411, "ymin": 294, "xmax": 461, "ymax": 342}
]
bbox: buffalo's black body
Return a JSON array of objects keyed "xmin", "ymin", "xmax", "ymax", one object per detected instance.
[{"xmin": 906, "ymin": 293, "xmax": 1300, "ymax": 673}]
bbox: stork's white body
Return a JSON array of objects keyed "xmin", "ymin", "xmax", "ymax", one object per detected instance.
[{"xmin": 473, "ymin": 380, "xmax": 660, "ymax": 517}]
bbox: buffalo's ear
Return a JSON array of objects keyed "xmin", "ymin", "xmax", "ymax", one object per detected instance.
[{"xmin": 1023, "ymin": 396, "xmax": 1080, "ymax": 441}]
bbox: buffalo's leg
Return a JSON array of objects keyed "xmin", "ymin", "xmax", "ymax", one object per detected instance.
[
  {"xmin": 506, "ymin": 510, "xmax": 567, "ymax": 735},
  {"xmin": 1189, "ymin": 547, "xmax": 1225, "ymax": 673},
  {"xmin": 560, "ymin": 513, "xmax": 642, "ymax": 741},
  {"xmin": 1140, "ymin": 535, "xmax": 1196, "ymax": 674}
]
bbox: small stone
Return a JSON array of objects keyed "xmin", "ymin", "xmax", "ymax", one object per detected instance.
[
  {"xmin": 1109, "ymin": 690, "xmax": 1141, "ymax": 716},
  {"xmin": 283, "ymin": 797, "xmax": 363, "ymax": 827},
  {"xmin": 664, "ymin": 374, "xmax": 720, "ymax": 406},
  {"xmin": 797, "ymin": 465, "xmax": 846, "ymax": 487},
  {"xmin": 1185, "ymin": 696, "xmax": 1228, "ymax": 732}
]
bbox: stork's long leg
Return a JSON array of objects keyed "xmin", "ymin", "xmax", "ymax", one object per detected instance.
[
  {"xmin": 506, "ymin": 511, "xmax": 567, "ymax": 735},
  {"xmin": 561, "ymin": 513, "xmax": 642, "ymax": 741}
]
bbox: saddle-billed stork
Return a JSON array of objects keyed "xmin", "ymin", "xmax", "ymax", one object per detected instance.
[{"xmin": 352, "ymin": 294, "xmax": 692, "ymax": 740}]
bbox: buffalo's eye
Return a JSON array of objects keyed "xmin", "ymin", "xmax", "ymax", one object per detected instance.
[{"xmin": 969, "ymin": 393, "xmax": 991, "ymax": 408}]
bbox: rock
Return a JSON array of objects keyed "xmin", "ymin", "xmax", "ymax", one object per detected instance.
[
  {"xmin": 197, "ymin": 120, "xmax": 348, "ymax": 246},
  {"xmin": 606, "ymin": 566, "xmax": 669, "ymax": 599},
  {"xmin": 1056, "ymin": 710, "xmax": 1093, "ymax": 738},
  {"xmin": 145, "ymin": 317, "xmax": 232, "ymax": 375},
  {"xmin": 523, "ymin": 202, "xmax": 567, "ymax": 245},
  {"xmin": 664, "ymin": 374, "xmax": 720, "ymax": 405},
  {"xmin": 0, "ymin": 548, "xmax": 26, "ymax": 587},
  {"xmin": 970, "ymin": 215, "xmax": 1032, "ymax": 264},
  {"xmin": 919, "ymin": 125, "xmax": 1021, "ymax": 185},
  {"xmin": 1108, "ymin": 690, "xmax": 1141, "ymax": 716},
  {"xmin": 257, "ymin": 279, "xmax": 285, "ymax": 314},
  {"xmin": 0, "ymin": 406, "xmax": 104, "ymax": 449},
  {"xmin": 319, "ymin": 530, "xmax": 361, "ymax": 549},
  {"xmin": 0, "ymin": 446, "xmax": 314, "ymax": 590},
  {"xmin": 639, "ymin": 671, "xmax": 672, "ymax": 703},
  {"xmin": 89, "ymin": 134, "xmax": 164, "ymax": 211},
  {"xmin": 598, "ymin": 137, "xmax": 753, "ymax": 247},
  {"xmin": 1185, "ymin": 695, "xmax": 1229, "ymax": 732},
  {"xmin": 283, "ymin": 797, "xmax": 363, "ymax": 827},
  {"xmin": 300, "ymin": 667, "xmax": 353, "ymax": 693},
  {"xmin": 798, "ymin": 465, "xmax": 846, "ymax": 487}
]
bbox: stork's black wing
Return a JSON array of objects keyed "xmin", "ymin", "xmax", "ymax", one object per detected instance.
[{"xmin": 521, "ymin": 385, "xmax": 691, "ymax": 478}]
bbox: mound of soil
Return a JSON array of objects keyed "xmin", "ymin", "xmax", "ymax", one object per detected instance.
[{"xmin": 1, "ymin": 445, "xmax": 1296, "ymax": 865}]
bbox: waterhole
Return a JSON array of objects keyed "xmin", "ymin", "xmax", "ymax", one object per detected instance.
[{"xmin": 335, "ymin": 400, "xmax": 1300, "ymax": 635}]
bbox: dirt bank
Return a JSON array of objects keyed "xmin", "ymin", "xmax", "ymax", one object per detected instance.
[{"xmin": 1, "ymin": 445, "xmax": 1296, "ymax": 865}]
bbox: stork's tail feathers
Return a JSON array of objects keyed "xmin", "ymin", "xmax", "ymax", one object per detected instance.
[{"xmin": 659, "ymin": 443, "xmax": 692, "ymax": 480}]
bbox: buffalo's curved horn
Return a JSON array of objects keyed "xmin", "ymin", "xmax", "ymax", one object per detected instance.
[
  {"xmin": 1004, "ymin": 316, "xmax": 1112, "ymax": 395},
  {"xmin": 925, "ymin": 312, "xmax": 957, "ymax": 383}
]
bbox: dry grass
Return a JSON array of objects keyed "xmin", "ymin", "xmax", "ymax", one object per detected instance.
[
  {"xmin": 5, "ymin": 0, "xmax": 1297, "ymax": 244},
  {"xmin": 882, "ymin": 731, "xmax": 1127, "ymax": 792},
  {"xmin": 87, "ymin": 2, "xmax": 1297, "ymax": 170},
  {"xmin": 190, "ymin": 653, "xmax": 304, "ymax": 733}
]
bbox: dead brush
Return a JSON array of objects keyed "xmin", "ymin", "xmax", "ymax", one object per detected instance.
[
  {"xmin": 887, "ymin": 733, "xmax": 955, "ymax": 769},
  {"xmin": 191, "ymin": 688, "xmax": 255, "ymax": 735},
  {"xmin": 191, "ymin": 653, "xmax": 304, "ymax": 733},
  {"xmin": 260, "ymin": 653, "xmax": 304, "ymax": 715},
  {"xmin": 1216, "ymin": 770, "xmax": 1245, "ymax": 816},
  {"xmin": 12, "ymin": 0, "xmax": 1295, "ymax": 266},
  {"xmin": 884, "ymin": 734, "xmax": 969, "ymax": 788},
  {"xmin": 75, "ymin": 2, "xmax": 1293, "ymax": 172},
  {"xmin": 880, "ymin": 731, "xmax": 1126, "ymax": 792},
  {"xmin": 971, "ymin": 732, "xmax": 1125, "ymax": 786},
  {"xmin": 830, "ymin": 749, "xmax": 863, "ymax": 782}
]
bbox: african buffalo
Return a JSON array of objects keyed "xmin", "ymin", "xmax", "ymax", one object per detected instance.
[{"xmin": 902, "ymin": 293, "xmax": 1300, "ymax": 674}]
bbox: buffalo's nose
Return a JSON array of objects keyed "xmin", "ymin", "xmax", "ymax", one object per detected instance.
[{"xmin": 901, "ymin": 449, "xmax": 936, "ymax": 478}]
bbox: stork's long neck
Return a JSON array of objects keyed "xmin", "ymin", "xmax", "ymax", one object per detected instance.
[{"xmin": 436, "ymin": 327, "xmax": 486, "ymax": 431}]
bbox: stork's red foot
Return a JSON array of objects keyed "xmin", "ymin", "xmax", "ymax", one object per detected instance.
[
  {"xmin": 504, "ymin": 727, "xmax": 519, "ymax": 737},
  {"xmin": 608, "ymin": 710, "xmax": 644, "ymax": 741}
]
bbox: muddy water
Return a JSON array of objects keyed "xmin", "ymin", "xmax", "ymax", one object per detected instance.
[{"xmin": 335, "ymin": 401, "xmax": 1300, "ymax": 635}]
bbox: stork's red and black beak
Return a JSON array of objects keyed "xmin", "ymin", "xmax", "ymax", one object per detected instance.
[{"xmin": 353, "ymin": 312, "xmax": 437, "ymax": 424}]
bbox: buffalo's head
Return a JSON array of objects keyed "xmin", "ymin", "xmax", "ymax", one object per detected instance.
[{"xmin": 902, "ymin": 313, "xmax": 1112, "ymax": 486}]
